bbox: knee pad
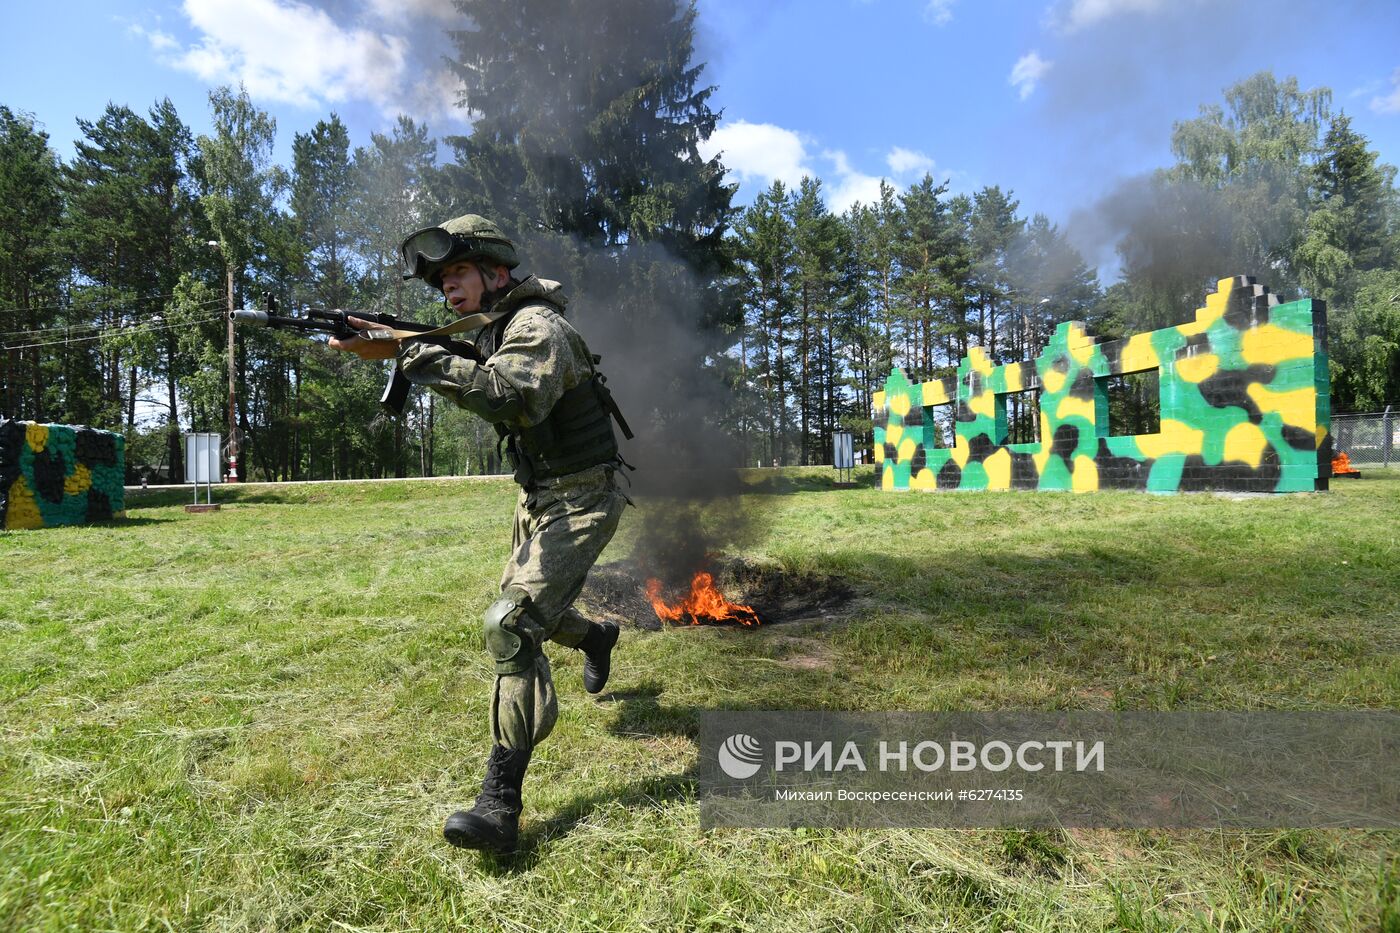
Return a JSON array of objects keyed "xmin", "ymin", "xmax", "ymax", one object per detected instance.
[{"xmin": 484, "ymin": 585, "xmax": 543, "ymax": 675}]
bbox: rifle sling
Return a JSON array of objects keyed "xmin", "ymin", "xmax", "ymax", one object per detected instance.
[{"xmin": 363, "ymin": 308, "xmax": 509, "ymax": 342}]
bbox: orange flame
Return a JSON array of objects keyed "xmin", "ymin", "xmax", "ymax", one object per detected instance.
[{"xmin": 645, "ymin": 572, "xmax": 761, "ymax": 626}]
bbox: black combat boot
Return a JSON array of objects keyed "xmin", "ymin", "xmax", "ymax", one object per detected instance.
[
  {"xmin": 576, "ymin": 621, "xmax": 620, "ymax": 694},
  {"xmin": 443, "ymin": 744, "xmax": 531, "ymax": 854}
]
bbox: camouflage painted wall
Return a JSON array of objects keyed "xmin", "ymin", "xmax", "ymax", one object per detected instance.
[
  {"xmin": 873, "ymin": 276, "xmax": 1331, "ymax": 494},
  {"xmin": 0, "ymin": 420, "xmax": 126, "ymax": 529}
]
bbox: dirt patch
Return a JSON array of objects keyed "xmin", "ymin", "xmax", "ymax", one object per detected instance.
[
  {"xmin": 771, "ymin": 635, "xmax": 838, "ymax": 670},
  {"xmin": 577, "ymin": 556, "xmax": 857, "ymax": 631}
]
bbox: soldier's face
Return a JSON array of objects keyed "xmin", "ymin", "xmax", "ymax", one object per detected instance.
[{"xmin": 440, "ymin": 261, "xmax": 509, "ymax": 315}]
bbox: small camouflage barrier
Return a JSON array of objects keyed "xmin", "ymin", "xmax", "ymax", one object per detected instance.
[
  {"xmin": 0, "ymin": 420, "xmax": 126, "ymax": 529},
  {"xmin": 874, "ymin": 276, "xmax": 1331, "ymax": 494}
]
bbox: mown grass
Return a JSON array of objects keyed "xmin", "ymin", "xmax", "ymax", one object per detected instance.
[{"xmin": 1, "ymin": 469, "xmax": 1397, "ymax": 931}]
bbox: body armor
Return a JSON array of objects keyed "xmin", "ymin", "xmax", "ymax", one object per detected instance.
[{"xmin": 481, "ymin": 306, "xmax": 633, "ymax": 488}]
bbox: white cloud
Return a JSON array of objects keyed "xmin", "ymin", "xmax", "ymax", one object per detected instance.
[
  {"xmin": 409, "ymin": 65, "xmax": 465, "ymax": 124},
  {"xmin": 824, "ymin": 150, "xmax": 885, "ymax": 211},
  {"xmin": 168, "ymin": 0, "xmax": 412, "ymax": 115},
  {"xmin": 703, "ymin": 121, "xmax": 966, "ymax": 212},
  {"xmin": 923, "ymin": 0, "xmax": 956, "ymax": 26},
  {"xmin": 1055, "ymin": 0, "xmax": 1183, "ymax": 32},
  {"xmin": 128, "ymin": 24, "xmax": 179, "ymax": 52},
  {"xmin": 1371, "ymin": 68, "xmax": 1400, "ymax": 115},
  {"xmin": 699, "ymin": 120, "xmax": 814, "ymax": 189},
  {"xmin": 366, "ymin": 0, "xmax": 460, "ymax": 21},
  {"xmin": 886, "ymin": 146, "xmax": 935, "ymax": 176},
  {"xmin": 1009, "ymin": 51, "xmax": 1052, "ymax": 101},
  {"xmin": 698, "ymin": 121, "xmax": 880, "ymax": 210}
]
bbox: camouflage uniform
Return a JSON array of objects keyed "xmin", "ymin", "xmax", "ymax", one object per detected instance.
[{"xmin": 398, "ymin": 275, "xmax": 628, "ymax": 751}]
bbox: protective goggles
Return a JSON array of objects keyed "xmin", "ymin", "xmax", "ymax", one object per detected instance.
[{"xmin": 399, "ymin": 227, "xmax": 491, "ymax": 280}]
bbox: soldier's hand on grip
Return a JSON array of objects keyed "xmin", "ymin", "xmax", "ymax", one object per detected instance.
[{"xmin": 329, "ymin": 316, "xmax": 401, "ymax": 360}]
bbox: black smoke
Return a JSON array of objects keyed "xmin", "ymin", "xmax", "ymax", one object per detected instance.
[{"xmin": 523, "ymin": 234, "xmax": 760, "ymax": 592}]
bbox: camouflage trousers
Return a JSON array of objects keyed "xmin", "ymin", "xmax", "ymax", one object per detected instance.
[{"xmin": 490, "ymin": 464, "xmax": 628, "ymax": 751}]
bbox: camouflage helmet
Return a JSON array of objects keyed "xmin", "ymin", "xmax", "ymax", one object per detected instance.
[{"xmin": 400, "ymin": 213, "xmax": 520, "ymax": 288}]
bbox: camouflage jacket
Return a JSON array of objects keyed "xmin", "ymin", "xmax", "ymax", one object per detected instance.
[{"xmin": 396, "ymin": 276, "xmax": 594, "ymax": 430}]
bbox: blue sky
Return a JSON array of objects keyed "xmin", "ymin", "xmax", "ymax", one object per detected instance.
[{"xmin": 4, "ymin": 0, "xmax": 1399, "ymax": 279}]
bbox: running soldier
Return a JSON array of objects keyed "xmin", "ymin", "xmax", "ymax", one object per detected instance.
[{"xmin": 331, "ymin": 214, "xmax": 631, "ymax": 854}]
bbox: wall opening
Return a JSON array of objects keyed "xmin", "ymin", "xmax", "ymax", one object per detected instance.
[
  {"xmin": 1100, "ymin": 370, "xmax": 1161, "ymax": 436},
  {"xmin": 999, "ymin": 389, "xmax": 1040, "ymax": 445},
  {"xmin": 926, "ymin": 403, "xmax": 955, "ymax": 448}
]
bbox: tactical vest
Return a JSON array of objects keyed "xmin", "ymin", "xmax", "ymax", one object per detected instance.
[{"xmin": 484, "ymin": 305, "xmax": 633, "ymax": 487}]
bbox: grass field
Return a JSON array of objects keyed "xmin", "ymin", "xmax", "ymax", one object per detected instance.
[{"xmin": 2, "ymin": 468, "xmax": 1398, "ymax": 931}]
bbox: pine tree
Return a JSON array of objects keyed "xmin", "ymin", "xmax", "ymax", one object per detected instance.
[
  {"xmin": 349, "ymin": 116, "xmax": 444, "ymax": 476},
  {"xmin": 790, "ymin": 177, "xmax": 844, "ymax": 464},
  {"xmin": 440, "ymin": 0, "xmax": 739, "ymax": 473},
  {"xmin": 1296, "ymin": 114, "xmax": 1397, "ymax": 303},
  {"xmin": 0, "ymin": 107, "xmax": 64, "ymax": 422},
  {"xmin": 893, "ymin": 174, "xmax": 952, "ymax": 376},
  {"xmin": 291, "ymin": 115, "xmax": 353, "ymax": 310},
  {"xmin": 969, "ymin": 185, "xmax": 1023, "ymax": 362},
  {"xmin": 731, "ymin": 181, "xmax": 796, "ymax": 465},
  {"xmin": 59, "ymin": 99, "xmax": 201, "ymax": 470},
  {"xmin": 1007, "ymin": 214, "xmax": 1100, "ymax": 360},
  {"xmin": 444, "ymin": 0, "xmax": 732, "ymax": 272}
]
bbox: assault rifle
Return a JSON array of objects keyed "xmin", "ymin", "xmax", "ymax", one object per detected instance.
[{"xmin": 233, "ymin": 296, "xmax": 495, "ymax": 416}]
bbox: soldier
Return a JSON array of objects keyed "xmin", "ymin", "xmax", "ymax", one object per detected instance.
[{"xmin": 330, "ymin": 214, "xmax": 631, "ymax": 855}]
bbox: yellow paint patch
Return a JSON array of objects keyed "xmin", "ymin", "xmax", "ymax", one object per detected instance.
[
  {"xmin": 1223, "ymin": 422, "xmax": 1268, "ymax": 467},
  {"xmin": 1247, "ymin": 383, "xmax": 1315, "ymax": 429},
  {"xmin": 882, "ymin": 468, "xmax": 894, "ymax": 490},
  {"xmin": 4, "ymin": 477, "xmax": 43, "ymax": 529},
  {"xmin": 951, "ymin": 440, "xmax": 970, "ymax": 468},
  {"xmin": 1175, "ymin": 352, "xmax": 1219, "ymax": 384},
  {"xmin": 1065, "ymin": 323, "xmax": 1096, "ymax": 365},
  {"xmin": 1179, "ymin": 277, "xmax": 1234, "ymax": 336},
  {"xmin": 886, "ymin": 424, "xmax": 903, "ymax": 447},
  {"xmin": 1072, "ymin": 455, "xmax": 1099, "ymax": 493},
  {"xmin": 1003, "ymin": 363, "xmax": 1024, "ymax": 392},
  {"xmin": 1315, "ymin": 425, "xmax": 1328, "ymax": 446},
  {"xmin": 1137, "ymin": 419, "xmax": 1205, "ymax": 459},
  {"xmin": 889, "ymin": 393, "xmax": 911, "ymax": 417},
  {"xmin": 968, "ymin": 346, "xmax": 993, "ymax": 375},
  {"xmin": 63, "ymin": 463, "xmax": 92, "ymax": 496},
  {"xmin": 1241, "ymin": 324, "xmax": 1312, "ymax": 365},
  {"xmin": 873, "ymin": 442, "xmax": 885, "ymax": 463},
  {"xmin": 911, "ymin": 468, "xmax": 937, "ymax": 490},
  {"xmin": 1056, "ymin": 394, "xmax": 1096, "ymax": 423},
  {"xmin": 26, "ymin": 423, "xmax": 48, "ymax": 452},
  {"xmin": 1041, "ymin": 367, "xmax": 1067, "ymax": 395},
  {"xmin": 984, "ymin": 448, "xmax": 1011, "ymax": 490},
  {"xmin": 1033, "ymin": 413, "xmax": 1054, "ymax": 474},
  {"xmin": 872, "ymin": 390, "xmax": 885, "ymax": 409},
  {"xmin": 897, "ymin": 437, "xmax": 916, "ymax": 463},
  {"xmin": 968, "ymin": 389, "xmax": 994, "ymax": 420},
  {"xmin": 920, "ymin": 380, "xmax": 951, "ymax": 405},
  {"xmin": 1121, "ymin": 332, "xmax": 1159, "ymax": 372}
]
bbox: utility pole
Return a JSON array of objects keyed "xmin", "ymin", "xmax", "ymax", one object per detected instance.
[
  {"xmin": 211, "ymin": 240, "xmax": 240, "ymax": 482},
  {"xmin": 226, "ymin": 262, "xmax": 239, "ymax": 481}
]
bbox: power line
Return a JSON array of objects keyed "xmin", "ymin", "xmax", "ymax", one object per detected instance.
[
  {"xmin": 0, "ymin": 312, "xmax": 226, "ymax": 352},
  {"xmin": 0, "ymin": 297, "xmax": 228, "ymax": 339},
  {"xmin": 0, "ymin": 287, "xmax": 210, "ymax": 316}
]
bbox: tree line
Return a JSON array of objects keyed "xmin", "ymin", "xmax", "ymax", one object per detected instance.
[
  {"xmin": 1, "ymin": 0, "xmax": 1396, "ymax": 482},
  {"xmin": 726, "ymin": 72, "xmax": 1400, "ymax": 466}
]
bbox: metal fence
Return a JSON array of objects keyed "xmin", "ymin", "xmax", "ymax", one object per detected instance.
[{"xmin": 1332, "ymin": 407, "xmax": 1396, "ymax": 468}]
